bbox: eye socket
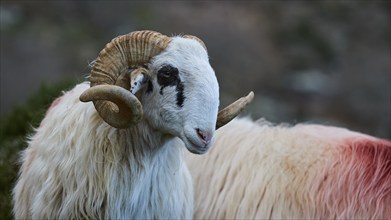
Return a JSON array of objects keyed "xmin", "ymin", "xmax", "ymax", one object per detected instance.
[{"xmin": 157, "ymin": 65, "xmax": 179, "ymax": 85}]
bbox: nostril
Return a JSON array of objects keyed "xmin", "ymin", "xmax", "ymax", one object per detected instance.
[{"xmin": 196, "ymin": 128, "xmax": 212, "ymax": 145}]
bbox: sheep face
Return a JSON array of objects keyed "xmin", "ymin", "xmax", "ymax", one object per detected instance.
[
  {"xmin": 142, "ymin": 37, "xmax": 219, "ymax": 154},
  {"xmin": 79, "ymin": 31, "xmax": 253, "ymax": 153}
]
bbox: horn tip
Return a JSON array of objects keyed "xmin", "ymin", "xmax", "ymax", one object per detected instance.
[
  {"xmin": 243, "ymin": 91, "xmax": 254, "ymax": 105},
  {"xmin": 247, "ymin": 91, "xmax": 255, "ymax": 100},
  {"xmin": 79, "ymin": 91, "xmax": 90, "ymax": 102}
]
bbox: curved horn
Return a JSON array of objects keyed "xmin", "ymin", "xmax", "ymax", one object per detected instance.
[
  {"xmin": 80, "ymin": 85, "xmax": 143, "ymax": 128},
  {"xmin": 216, "ymin": 91, "xmax": 254, "ymax": 129},
  {"xmin": 80, "ymin": 31, "xmax": 172, "ymax": 128}
]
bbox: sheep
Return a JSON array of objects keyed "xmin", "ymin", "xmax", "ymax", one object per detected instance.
[
  {"xmin": 12, "ymin": 30, "xmax": 254, "ymax": 219},
  {"xmin": 186, "ymin": 117, "xmax": 391, "ymax": 219}
]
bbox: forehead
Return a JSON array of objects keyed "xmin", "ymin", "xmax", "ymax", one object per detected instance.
[{"xmin": 151, "ymin": 37, "xmax": 209, "ymax": 69}]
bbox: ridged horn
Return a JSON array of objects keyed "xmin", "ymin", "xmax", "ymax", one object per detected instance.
[
  {"xmin": 80, "ymin": 85, "xmax": 143, "ymax": 127},
  {"xmin": 80, "ymin": 31, "xmax": 172, "ymax": 128},
  {"xmin": 216, "ymin": 91, "xmax": 254, "ymax": 129}
]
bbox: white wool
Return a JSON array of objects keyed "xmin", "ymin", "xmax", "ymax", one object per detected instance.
[{"xmin": 13, "ymin": 83, "xmax": 193, "ymax": 219}]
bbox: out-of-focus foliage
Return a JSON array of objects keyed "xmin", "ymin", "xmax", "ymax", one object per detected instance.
[{"xmin": 0, "ymin": 79, "xmax": 78, "ymax": 219}]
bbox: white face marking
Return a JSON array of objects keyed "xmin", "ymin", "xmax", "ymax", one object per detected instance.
[
  {"xmin": 130, "ymin": 74, "xmax": 145, "ymax": 94},
  {"xmin": 141, "ymin": 37, "xmax": 219, "ymax": 154}
]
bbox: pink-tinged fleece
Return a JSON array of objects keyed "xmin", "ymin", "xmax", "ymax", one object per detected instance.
[
  {"xmin": 316, "ymin": 135, "xmax": 391, "ymax": 219},
  {"xmin": 47, "ymin": 96, "xmax": 63, "ymax": 112},
  {"xmin": 38, "ymin": 96, "xmax": 64, "ymax": 128},
  {"xmin": 186, "ymin": 118, "xmax": 391, "ymax": 219}
]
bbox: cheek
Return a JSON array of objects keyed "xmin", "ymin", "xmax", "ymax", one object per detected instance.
[
  {"xmin": 142, "ymin": 91, "xmax": 183, "ymax": 131},
  {"xmin": 142, "ymin": 93, "xmax": 160, "ymax": 125},
  {"xmin": 184, "ymin": 86, "xmax": 219, "ymax": 118}
]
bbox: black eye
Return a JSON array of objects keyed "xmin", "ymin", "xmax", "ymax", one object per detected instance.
[{"xmin": 157, "ymin": 65, "xmax": 179, "ymax": 86}]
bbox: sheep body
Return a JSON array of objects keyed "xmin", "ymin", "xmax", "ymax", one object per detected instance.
[
  {"xmin": 13, "ymin": 32, "xmax": 253, "ymax": 219},
  {"xmin": 13, "ymin": 82, "xmax": 193, "ymax": 219},
  {"xmin": 186, "ymin": 117, "xmax": 391, "ymax": 219}
]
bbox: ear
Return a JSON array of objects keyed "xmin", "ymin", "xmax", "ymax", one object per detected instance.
[{"xmin": 129, "ymin": 67, "xmax": 149, "ymax": 94}]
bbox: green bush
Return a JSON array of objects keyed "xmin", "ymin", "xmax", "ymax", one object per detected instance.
[{"xmin": 0, "ymin": 78, "xmax": 79, "ymax": 219}]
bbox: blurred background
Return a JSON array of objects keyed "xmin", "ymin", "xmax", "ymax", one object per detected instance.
[{"xmin": 0, "ymin": 1, "xmax": 390, "ymax": 218}]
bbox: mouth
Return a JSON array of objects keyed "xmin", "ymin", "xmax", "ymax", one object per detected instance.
[{"xmin": 180, "ymin": 134, "xmax": 211, "ymax": 154}]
